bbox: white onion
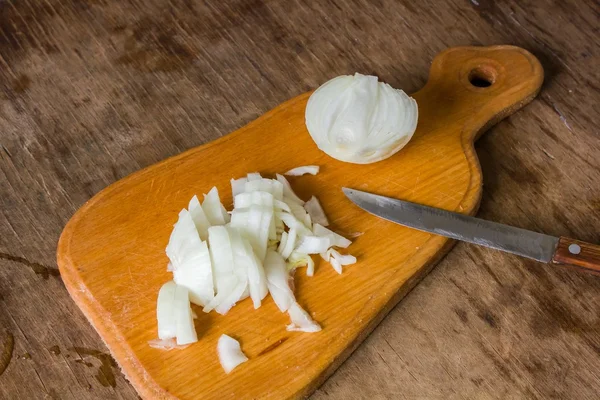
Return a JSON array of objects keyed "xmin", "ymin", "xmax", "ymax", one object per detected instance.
[
  {"xmin": 230, "ymin": 206, "xmax": 273, "ymax": 261},
  {"xmin": 166, "ymin": 210, "xmax": 215, "ymax": 306},
  {"xmin": 229, "ymin": 228, "xmax": 268, "ymax": 309},
  {"xmin": 245, "ymin": 178, "xmax": 284, "ymax": 200},
  {"xmin": 217, "ymin": 335, "xmax": 248, "ymax": 374},
  {"xmin": 295, "ymin": 236, "xmax": 331, "ymax": 254},
  {"xmin": 286, "ymin": 302, "xmax": 321, "ymax": 333},
  {"xmin": 172, "ymin": 240, "xmax": 214, "ymax": 306},
  {"xmin": 173, "ymin": 285, "xmax": 198, "ymax": 345},
  {"xmin": 231, "ymin": 177, "xmax": 248, "ymax": 197},
  {"xmin": 188, "ymin": 195, "xmax": 211, "ymax": 240},
  {"xmin": 247, "ymin": 172, "xmax": 262, "ymax": 181},
  {"xmin": 276, "ymin": 174, "xmax": 304, "ymax": 204},
  {"xmin": 305, "ymin": 73, "xmax": 418, "ymax": 164},
  {"xmin": 157, "ymin": 281, "xmax": 177, "ymax": 340},
  {"xmin": 202, "ymin": 187, "xmax": 230, "ymax": 225},
  {"xmin": 280, "ymin": 228, "xmax": 297, "ymax": 259},
  {"xmin": 313, "ymin": 223, "xmax": 351, "ymax": 248},
  {"xmin": 284, "ymin": 165, "xmax": 319, "ymax": 176},
  {"xmin": 329, "ymin": 248, "xmax": 357, "ymax": 266},
  {"xmin": 203, "ymin": 226, "xmax": 237, "ymax": 313},
  {"xmin": 264, "ymin": 250, "xmax": 295, "ymax": 312},
  {"xmin": 157, "ymin": 169, "xmax": 357, "ymax": 351},
  {"xmin": 278, "ymin": 212, "xmax": 312, "ymax": 236},
  {"xmin": 304, "ymin": 196, "xmax": 329, "ymax": 226},
  {"xmin": 287, "ymin": 251, "xmax": 315, "ymax": 276}
]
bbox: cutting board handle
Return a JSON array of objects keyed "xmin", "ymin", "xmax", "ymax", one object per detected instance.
[{"xmin": 416, "ymin": 45, "xmax": 544, "ymax": 142}]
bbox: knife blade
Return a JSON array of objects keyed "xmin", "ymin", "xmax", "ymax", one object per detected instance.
[{"xmin": 342, "ymin": 187, "xmax": 600, "ymax": 274}]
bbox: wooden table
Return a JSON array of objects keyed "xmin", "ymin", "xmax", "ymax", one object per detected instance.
[{"xmin": 1, "ymin": 0, "xmax": 598, "ymax": 399}]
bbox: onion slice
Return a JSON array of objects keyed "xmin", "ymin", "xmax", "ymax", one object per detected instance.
[
  {"xmin": 295, "ymin": 236, "xmax": 331, "ymax": 254},
  {"xmin": 286, "ymin": 302, "xmax": 321, "ymax": 333},
  {"xmin": 202, "ymin": 187, "xmax": 230, "ymax": 225},
  {"xmin": 264, "ymin": 250, "xmax": 295, "ymax": 312},
  {"xmin": 276, "ymin": 174, "xmax": 304, "ymax": 204},
  {"xmin": 313, "ymin": 223, "xmax": 352, "ymax": 248},
  {"xmin": 174, "ymin": 285, "xmax": 198, "ymax": 345},
  {"xmin": 157, "ymin": 281, "xmax": 177, "ymax": 340},
  {"xmin": 304, "ymin": 196, "xmax": 328, "ymax": 226},
  {"xmin": 231, "ymin": 177, "xmax": 248, "ymax": 197},
  {"xmin": 284, "ymin": 166, "xmax": 320, "ymax": 176},
  {"xmin": 217, "ymin": 334, "xmax": 248, "ymax": 374},
  {"xmin": 287, "ymin": 251, "xmax": 315, "ymax": 276},
  {"xmin": 188, "ymin": 195, "xmax": 211, "ymax": 240},
  {"xmin": 166, "ymin": 210, "xmax": 215, "ymax": 306}
]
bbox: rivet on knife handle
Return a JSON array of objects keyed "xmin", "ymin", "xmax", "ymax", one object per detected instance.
[{"xmin": 551, "ymin": 237, "xmax": 600, "ymax": 275}]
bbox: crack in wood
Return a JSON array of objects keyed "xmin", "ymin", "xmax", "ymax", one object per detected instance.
[{"xmin": 0, "ymin": 252, "xmax": 60, "ymax": 280}]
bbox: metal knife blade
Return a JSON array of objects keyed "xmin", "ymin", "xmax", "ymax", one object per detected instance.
[{"xmin": 342, "ymin": 187, "xmax": 560, "ymax": 262}]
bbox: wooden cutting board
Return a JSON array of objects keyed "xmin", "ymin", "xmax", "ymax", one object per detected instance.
[{"xmin": 57, "ymin": 46, "xmax": 543, "ymax": 400}]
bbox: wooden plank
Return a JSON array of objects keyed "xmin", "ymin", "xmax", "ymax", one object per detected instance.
[{"xmin": 1, "ymin": 0, "xmax": 599, "ymax": 399}]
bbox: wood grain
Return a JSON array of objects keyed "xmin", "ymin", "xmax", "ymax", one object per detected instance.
[
  {"xmin": 552, "ymin": 237, "xmax": 600, "ymax": 275},
  {"xmin": 1, "ymin": 1, "xmax": 600, "ymax": 399},
  {"xmin": 56, "ymin": 45, "xmax": 543, "ymax": 399}
]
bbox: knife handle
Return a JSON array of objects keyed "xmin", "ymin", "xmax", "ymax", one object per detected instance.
[{"xmin": 552, "ymin": 237, "xmax": 600, "ymax": 275}]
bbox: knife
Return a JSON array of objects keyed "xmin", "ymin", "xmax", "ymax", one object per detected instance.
[{"xmin": 342, "ymin": 188, "xmax": 600, "ymax": 275}]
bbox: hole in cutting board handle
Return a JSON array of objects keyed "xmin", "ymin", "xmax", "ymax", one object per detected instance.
[{"xmin": 468, "ymin": 66, "xmax": 496, "ymax": 88}]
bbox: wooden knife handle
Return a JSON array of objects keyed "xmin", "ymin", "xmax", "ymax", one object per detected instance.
[{"xmin": 552, "ymin": 237, "xmax": 600, "ymax": 275}]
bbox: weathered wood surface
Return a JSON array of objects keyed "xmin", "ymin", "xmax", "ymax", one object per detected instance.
[{"xmin": 0, "ymin": 0, "xmax": 598, "ymax": 399}]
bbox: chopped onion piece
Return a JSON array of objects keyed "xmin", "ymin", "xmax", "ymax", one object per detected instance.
[
  {"xmin": 245, "ymin": 179, "xmax": 284, "ymax": 200},
  {"xmin": 188, "ymin": 195, "xmax": 211, "ymax": 240},
  {"xmin": 274, "ymin": 199, "xmax": 291, "ymax": 212},
  {"xmin": 214, "ymin": 279, "xmax": 248, "ymax": 315},
  {"xmin": 329, "ymin": 255, "xmax": 343, "ymax": 274},
  {"xmin": 264, "ymin": 250, "xmax": 295, "ymax": 312},
  {"xmin": 157, "ymin": 281, "xmax": 177, "ymax": 340},
  {"xmin": 247, "ymin": 172, "xmax": 262, "ymax": 181},
  {"xmin": 278, "ymin": 212, "xmax": 312, "ymax": 236},
  {"xmin": 329, "ymin": 248, "xmax": 357, "ymax": 266},
  {"xmin": 217, "ymin": 335, "xmax": 248, "ymax": 374},
  {"xmin": 313, "ymin": 223, "xmax": 352, "ymax": 248},
  {"xmin": 281, "ymin": 228, "xmax": 297, "ymax": 259},
  {"xmin": 172, "ymin": 240, "xmax": 215, "ymax": 306},
  {"xmin": 287, "ymin": 251, "xmax": 315, "ymax": 276},
  {"xmin": 284, "ymin": 165, "xmax": 320, "ymax": 176},
  {"xmin": 277, "ymin": 231, "xmax": 288, "ymax": 255},
  {"xmin": 229, "ymin": 229, "xmax": 268, "ymax": 309},
  {"xmin": 286, "ymin": 302, "xmax": 321, "ymax": 333},
  {"xmin": 276, "ymin": 174, "xmax": 304, "ymax": 204},
  {"xmin": 204, "ymin": 226, "xmax": 236, "ymax": 313},
  {"xmin": 295, "ymin": 236, "xmax": 331, "ymax": 254},
  {"xmin": 325, "ymin": 249, "xmax": 356, "ymax": 274},
  {"xmin": 231, "ymin": 177, "xmax": 248, "ymax": 197},
  {"xmin": 174, "ymin": 285, "xmax": 198, "ymax": 345},
  {"xmin": 230, "ymin": 206, "xmax": 273, "ymax": 261},
  {"xmin": 166, "ymin": 210, "xmax": 215, "ymax": 306},
  {"xmin": 234, "ymin": 191, "xmax": 274, "ymax": 209},
  {"xmin": 304, "ymin": 196, "xmax": 329, "ymax": 226},
  {"xmin": 202, "ymin": 187, "xmax": 230, "ymax": 225},
  {"xmin": 287, "ymin": 199, "xmax": 311, "ymax": 225}
]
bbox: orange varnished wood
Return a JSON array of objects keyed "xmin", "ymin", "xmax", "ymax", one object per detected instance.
[
  {"xmin": 552, "ymin": 237, "xmax": 600, "ymax": 275},
  {"xmin": 56, "ymin": 46, "xmax": 543, "ymax": 400}
]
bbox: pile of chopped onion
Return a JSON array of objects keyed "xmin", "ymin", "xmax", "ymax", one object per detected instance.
[{"xmin": 153, "ymin": 167, "xmax": 356, "ymax": 371}]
